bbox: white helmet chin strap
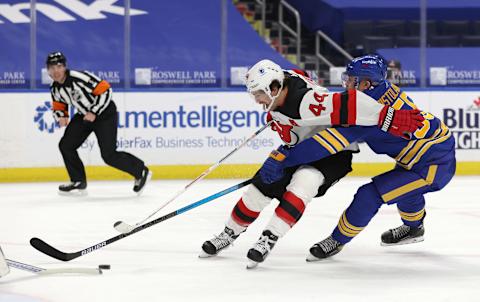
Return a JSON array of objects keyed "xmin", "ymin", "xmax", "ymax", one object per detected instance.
[
  {"xmin": 264, "ymin": 84, "xmax": 283, "ymax": 112},
  {"xmin": 263, "ymin": 85, "xmax": 284, "ymax": 132}
]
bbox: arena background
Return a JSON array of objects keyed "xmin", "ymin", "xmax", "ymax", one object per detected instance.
[
  {"xmin": 0, "ymin": 0, "xmax": 479, "ymax": 182},
  {"xmin": 1, "ymin": 2, "xmax": 479, "ymax": 302}
]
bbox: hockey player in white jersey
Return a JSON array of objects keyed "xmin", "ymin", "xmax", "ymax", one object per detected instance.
[
  {"xmin": 0, "ymin": 246, "xmax": 10, "ymax": 278},
  {"xmin": 199, "ymin": 60, "xmax": 424, "ymax": 268}
]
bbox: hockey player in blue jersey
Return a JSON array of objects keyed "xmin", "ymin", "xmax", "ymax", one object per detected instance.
[
  {"xmin": 258, "ymin": 55, "xmax": 456, "ymax": 260},
  {"xmin": 200, "ymin": 59, "xmax": 425, "ymax": 268}
]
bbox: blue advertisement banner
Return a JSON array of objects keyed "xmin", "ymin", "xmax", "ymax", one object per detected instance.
[
  {"xmin": 378, "ymin": 47, "xmax": 480, "ymax": 87},
  {"xmin": 0, "ymin": 0, "xmax": 295, "ymax": 89}
]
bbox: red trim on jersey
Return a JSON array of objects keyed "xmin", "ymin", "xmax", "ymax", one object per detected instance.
[
  {"xmin": 289, "ymin": 119, "xmax": 299, "ymax": 126},
  {"xmin": 347, "ymin": 89, "xmax": 357, "ymax": 125},
  {"xmin": 266, "ymin": 112, "xmax": 273, "ymax": 123},
  {"xmin": 283, "ymin": 191, "xmax": 306, "ymax": 213},
  {"xmin": 266, "ymin": 112, "xmax": 277, "ymax": 131},
  {"xmin": 291, "ymin": 69, "xmax": 307, "ymax": 76},
  {"xmin": 330, "ymin": 92, "xmax": 342, "ymax": 125}
]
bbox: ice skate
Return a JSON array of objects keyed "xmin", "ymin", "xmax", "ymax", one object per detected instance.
[
  {"xmin": 381, "ymin": 224, "xmax": 424, "ymax": 246},
  {"xmin": 246, "ymin": 230, "xmax": 278, "ymax": 269},
  {"xmin": 306, "ymin": 236, "xmax": 344, "ymax": 262},
  {"xmin": 133, "ymin": 166, "xmax": 152, "ymax": 196},
  {"xmin": 199, "ymin": 227, "xmax": 239, "ymax": 258},
  {"xmin": 58, "ymin": 181, "xmax": 87, "ymax": 196}
]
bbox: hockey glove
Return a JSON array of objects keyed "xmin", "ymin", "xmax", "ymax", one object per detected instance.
[
  {"xmin": 378, "ymin": 106, "xmax": 425, "ymax": 139},
  {"xmin": 259, "ymin": 146, "xmax": 289, "ymax": 184}
]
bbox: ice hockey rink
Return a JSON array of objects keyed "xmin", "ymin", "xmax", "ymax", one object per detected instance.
[{"xmin": 0, "ymin": 176, "xmax": 479, "ymax": 302}]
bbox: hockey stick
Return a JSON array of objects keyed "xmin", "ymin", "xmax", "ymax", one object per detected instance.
[
  {"xmin": 6, "ymin": 259, "xmax": 102, "ymax": 275},
  {"xmin": 113, "ymin": 120, "xmax": 272, "ymax": 234},
  {"xmin": 30, "ymin": 179, "xmax": 252, "ymax": 261}
]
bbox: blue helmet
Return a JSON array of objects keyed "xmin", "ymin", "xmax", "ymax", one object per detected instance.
[{"xmin": 342, "ymin": 54, "xmax": 387, "ymax": 88}]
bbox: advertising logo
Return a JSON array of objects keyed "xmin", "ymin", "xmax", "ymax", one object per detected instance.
[
  {"xmin": 0, "ymin": 0, "xmax": 147, "ymax": 24},
  {"xmin": 134, "ymin": 68, "xmax": 217, "ymax": 86},
  {"xmin": 0, "ymin": 71, "xmax": 26, "ymax": 86},
  {"xmin": 33, "ymin": 98, "xmax": 275, "ymax": 153},
  {"xmin": 447, "ymin": 70, "xmax": 480, "ymax": 85},
  {"xmin": 35, "ymin": 102, "xmax": 267, "ymax": 134},
  {"xmin": 398, "ymin": 70, "xmax": 416, "ymax": 85},
  {"xmin": 470, "ymin": 96, "xmax": 480, "ymax": 109},
  {"xmin": 92, "ymin": 70, "xmax": 121, "ymax": 84},
  {"xmin": 117, "ymin": 105, "xmax": 266, "ymax": 134},
  {"xmin": 34, "ymin": 101, "xmax": 59, "ymax": 133},
  {"xmin": 443, "ymin": 98, "xmax": 480, "ymax": 150}
]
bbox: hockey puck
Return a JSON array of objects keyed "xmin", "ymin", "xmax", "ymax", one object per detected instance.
[{"xmin": 98, "ymin": 265, "xmax": 111, "ymax": 270}]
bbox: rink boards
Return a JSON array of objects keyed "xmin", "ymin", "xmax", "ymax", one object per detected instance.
[{"xmin": 0, "ymin": 90, "xmax": 478, "ymax": 181}]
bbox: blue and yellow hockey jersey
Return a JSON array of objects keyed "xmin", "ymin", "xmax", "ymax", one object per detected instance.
[{"xmin": 283, "ymin": 83, "xmax": 455, "ymax": 172}]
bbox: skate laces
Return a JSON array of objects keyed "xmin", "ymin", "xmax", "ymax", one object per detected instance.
[
  {"xmin": 391, "ymin": 225, "xmax": 410, "ymax": 239},
  {"xmin": 319, "ymin": 236, "xmax": 340, "ymax": 253},
  {"xmin": 253, "ymin": 234, "xmax": 276, "ymax": 255},
  {"xmin": 210, "ymin": 230, "xmax": 236, "ymax": 249},
  {"xmin": 60, "ymin": 182, "xmax": 77, "ymax": 188}
]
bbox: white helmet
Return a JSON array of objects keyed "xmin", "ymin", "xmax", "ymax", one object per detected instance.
[{"xmin": 245, "ymin": 59, "xmax": 285, "ymax": 110}]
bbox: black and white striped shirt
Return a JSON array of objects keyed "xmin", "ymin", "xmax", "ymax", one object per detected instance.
[{"xmin": 50, "ymin": 70, "xmax": 112, "ymax": 121}]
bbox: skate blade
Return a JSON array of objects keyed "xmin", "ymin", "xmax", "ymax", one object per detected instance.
[
  {"xmin": 136, "ymin": 171, "xmax": 153, "ymax": 196},
  {"xmin": 305, "ymin": 253, "xmax": 323, "ymax": 262},
  {"xmin": 58, "ymin": 189, "xmax": 88, "ymax": 197},
  {"xmin": 198, "ymin": 250, "xmax": 216, "ymax": 259},
  {"xmin": 381, "ymin": 236, "xmax": 424, "ymax": 247},
  {"xmin": 246, "ymin": 260, "xmax": 259, "ymax": 270}
]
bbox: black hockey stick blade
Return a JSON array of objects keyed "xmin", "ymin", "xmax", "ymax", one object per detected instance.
[
  {"xmin": 30, "ymin": 237, "xmax": 80, "ymax": 261},
  {"xmin": 30, "ymin": 179, "xmax": 252, "ymax": 261}
]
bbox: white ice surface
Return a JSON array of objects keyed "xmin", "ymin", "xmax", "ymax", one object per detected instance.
[{"xmin": 0, "ymin": 177, "xmax": 479, "ymax": 302}]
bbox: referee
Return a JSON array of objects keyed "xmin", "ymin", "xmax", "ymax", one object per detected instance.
[{"xmin": 47, "ymin": 51, "xmax": 151, "ymax": 195}]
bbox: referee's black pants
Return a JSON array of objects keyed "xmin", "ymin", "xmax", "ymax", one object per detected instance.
[{"xmin": 59, "ymin": 102, "xmax": 145, "ymax": 182}]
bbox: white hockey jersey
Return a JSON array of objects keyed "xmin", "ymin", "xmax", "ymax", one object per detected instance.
[{"xmin": 267, "ymin": 70, "xmax": 383, "ymax": 151}]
